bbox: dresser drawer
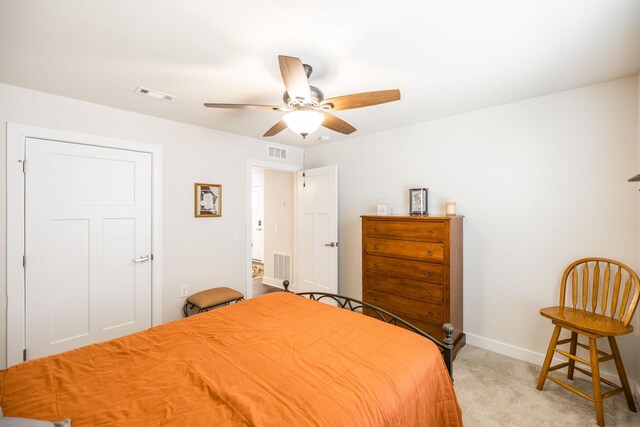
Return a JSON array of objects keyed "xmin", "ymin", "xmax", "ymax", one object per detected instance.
[
  {"xmin": 400, "ymin": 318, "xmax": 445, "ymax": 341},
  {"xmin": 365, "ymin": 255, "xmax": 444, "ymax": 283},
  {"xmin": 365, "ymin": 220, "xmax": 444, "ymax": 241},
  {"xmin": 366, "ymin": 238, "xmax": 444, "ymax": 262},
  {"xmin": 365, "ymin": 289, "xmax": 444, "ymax": 325},
  {"xmin": 365, "ymin": 273, "xmax": 443, "ymax": 304}
]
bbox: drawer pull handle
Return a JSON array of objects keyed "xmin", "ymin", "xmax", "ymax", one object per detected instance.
[
  {"xmin": 428, "ymin": 230, "xmax": 433, "ymax": 234},
  {"xmin": 374, "ymin": 263, "xmax": 378, "ymax": 268},
  {"xmin": 427, "ymin": 271, "xmax": 432, "ymax": 276},
  {"xmin": 374, "ymin": 245, "xmax": 378, "ymax": 250},
  {"xmin": 427, "ymin": 250, "xmax": 433, "ymax": 256},
  {"xmin": 427, "ymin": 290, "xmax": 432, "ymax": 296},
  {"xmin": 428, "ymin": 311, "xmax": 433, "ymax": 316},
  {"xmin": 374, "ymin": 227, "xmax": 379, "ymax": 232},
  {"xmin": 373, "ymin": 280, "xmax": 378, "ymax": 285}
]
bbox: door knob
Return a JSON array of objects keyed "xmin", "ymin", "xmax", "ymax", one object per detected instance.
[{"xmin": 133, "ymin": 255, "xmax": 150, "ymax": 263}]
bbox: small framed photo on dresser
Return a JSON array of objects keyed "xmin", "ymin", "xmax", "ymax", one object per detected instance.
[{"xmin": 409, "ymin": 188, "xmax": 428, "ymax": 216}]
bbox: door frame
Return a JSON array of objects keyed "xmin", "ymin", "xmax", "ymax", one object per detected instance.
[
  {"xmin": 245, "ymin": 159, "xmax": 299, "ymax": 299},
  {"xmin": 6, "ymin": 123, "xmax": 163, "ymax": 367}
]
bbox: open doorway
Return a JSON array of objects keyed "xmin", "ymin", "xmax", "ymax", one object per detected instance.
[{"xmin": 250, "ymin": 166, "xmax": 295, "ymax": 298}]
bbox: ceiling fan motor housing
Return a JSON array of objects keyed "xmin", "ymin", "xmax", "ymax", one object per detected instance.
[
  {"xmin": 283, "ymin": 85, "xmax": 325, "ymax": 108},
  {"xmin": 282, "ymin": 63, "xmax": 326, "ymax": 108}
]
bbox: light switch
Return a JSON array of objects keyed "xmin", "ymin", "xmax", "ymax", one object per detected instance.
[{"xmin": 229, "ymin": 231, "xmax": 239, "ymax": 243}]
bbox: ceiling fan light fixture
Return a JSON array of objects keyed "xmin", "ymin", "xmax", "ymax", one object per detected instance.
[{"xmin": 283, "ymin": 109, "xmax": 324, "ymax": 137}]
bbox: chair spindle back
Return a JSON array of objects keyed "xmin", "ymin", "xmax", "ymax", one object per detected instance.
[{"xmin": 559, "ymin": 257, "xmax": 640, "ymax": 326}]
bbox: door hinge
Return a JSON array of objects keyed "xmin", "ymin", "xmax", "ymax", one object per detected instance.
[
  {"xmin": 22, "ymin": 255, "xmax": 26, "ymax": 268},
  {"xmin": 150, "ymin": 254, "xmax": 154, "ymax": 261},
  {"xmin": 23, "ymin": 349, "xmax": 27, "ymax": 361},
  {"xmin": 20, "ymin": 159, "xmax": 27, "ymax": 173}
]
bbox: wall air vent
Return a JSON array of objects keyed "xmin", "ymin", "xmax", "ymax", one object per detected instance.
[
  {"xmin": 267, "ymin": 146, "xmax": 287, "ymax": 160},
  {"xmin": 273, "ymin": 252, "xmax": 291, "ymax": 282},
  {"xmin": 134, "ymin": 86, "xmax": 176, "ymax": 101}
]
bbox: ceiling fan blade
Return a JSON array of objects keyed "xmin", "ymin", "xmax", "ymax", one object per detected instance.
[
  {"xmin": 204, "ymin": 103, "xmax": 282, "ymax": 111},
  {"xmin": 322, "ymin": 113, "xmax": 356, "ymax": 135},
  {"xmin": 278, "ymin": 55, "xmax": 311, "ymax": 102},
  {"xmin": 263, "ymin": 120, "xmax": 288, "ymax": 137},
  {"xmin": 321, "ymin": 89, "xmax": 401, "ymax": 111}
]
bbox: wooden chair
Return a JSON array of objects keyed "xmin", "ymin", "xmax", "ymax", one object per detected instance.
[{"xmin": 536, "ymin": 258, "xmax": 639, "ymax": 426}]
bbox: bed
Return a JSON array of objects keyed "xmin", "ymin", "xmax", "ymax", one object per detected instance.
[{"xmin": 0, "ymin": 292, "xmax": 462, "ymax": 426}]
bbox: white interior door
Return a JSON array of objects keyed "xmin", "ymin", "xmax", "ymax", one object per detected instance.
[
  {"xmin": 296, "ymin": 165, "xmax": 338, "ymax": 294},
  {"xmin": 252, "ymin": 182, "xmax": 264, "ymax": 262},
  {"xmin": 25, "ymin": 138, "xmax": 152, "ymax": 360}
]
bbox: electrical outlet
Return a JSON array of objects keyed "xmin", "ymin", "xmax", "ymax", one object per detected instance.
[{"xmin": 180, "ymin": 285, "xmax": 188, "ymax": 298}]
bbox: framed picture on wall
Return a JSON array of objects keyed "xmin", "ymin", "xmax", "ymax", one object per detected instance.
[
  {"xmin": 409, "ymin": 188, "xmax": 428, "ymax": 216},
  {"xmin": 195, "ymin": 183, "xmax": 222, "ymax": 217}
]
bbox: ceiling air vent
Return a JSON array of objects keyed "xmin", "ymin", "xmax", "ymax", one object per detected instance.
[
  {"xmin": 134, "ymin": 86, "xmax": 176, "ymax": 101},
  {"xmin": 268, "ymin": 146, "xmax": 287, "ymax": 160}
]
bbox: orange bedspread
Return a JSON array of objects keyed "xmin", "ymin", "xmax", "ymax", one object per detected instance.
[{"xmin": 1, "ymin": 292, "xmax": 462, "ymax": 426}]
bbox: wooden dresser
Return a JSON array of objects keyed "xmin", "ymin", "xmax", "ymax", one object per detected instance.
[{"xmin": 361, "ymin": 215, "xmax": 465, "ymax": 357}]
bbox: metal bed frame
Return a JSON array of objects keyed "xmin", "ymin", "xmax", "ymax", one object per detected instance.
[{"xmin": 281, "ymin": 281, "xmax": 455, "ymax": 378}]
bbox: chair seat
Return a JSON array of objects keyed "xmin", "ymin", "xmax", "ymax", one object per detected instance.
[
  {"xmin": 187, "ymin": 287, "xmax": 244, "ymax": 309},
  {"xmin": 540, "ymin": 306, "xmax": 633, "ymax": 336}
]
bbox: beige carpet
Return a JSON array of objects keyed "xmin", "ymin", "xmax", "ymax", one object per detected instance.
[{"xmin": 454, "ymin": 345, "xmax": 640, "ymax": 426}]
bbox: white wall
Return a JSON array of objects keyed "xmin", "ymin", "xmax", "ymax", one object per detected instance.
[
  {"xmin": 0, "ymin": 83, "xmax": 302, "ymax": 368},
  {"xmin": 306, "ymin": 76, "xmax": 640, "ymax": 385},
  {"xmin": 262, "ymin": 170, "xmax": 295, "ymax": 285}
]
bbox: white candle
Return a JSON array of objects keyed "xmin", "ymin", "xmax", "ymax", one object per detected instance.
[{"xmin": 445, "ymin": 202, "xmax": 456, "ymax": 216}]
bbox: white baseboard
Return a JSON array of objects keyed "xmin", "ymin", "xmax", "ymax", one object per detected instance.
[{"xmin": 465, "ymin": 333, "xmax": 639, "ymax": 400}]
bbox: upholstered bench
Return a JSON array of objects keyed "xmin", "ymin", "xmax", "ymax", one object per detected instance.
[{"xmin": 182, "ymin": 287, "xmax": 245, "ymax": 317}]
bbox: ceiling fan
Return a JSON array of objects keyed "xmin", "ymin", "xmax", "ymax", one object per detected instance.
[{"xmin": 204, "ymin": 55, "xmax": 401, "ymax": 139}]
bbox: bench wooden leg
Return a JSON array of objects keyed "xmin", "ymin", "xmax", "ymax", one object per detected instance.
[
  {"xmin": 537, "ymin": 324, "xmax": 561, "ymax": 390},
  {"xmin": 589, "ymin": 338, "xmax": 604, "ymax": 427},
  {"xmin": 567, "ymin": 331, "xmax": 578, "ymax": 380},
  {"xmin": 608, "ymin": 336, "xmax": 637, "ymax": 412}
]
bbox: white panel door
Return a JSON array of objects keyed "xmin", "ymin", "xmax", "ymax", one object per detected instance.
[
  {"xmin": 252, "ymin": 183, "xmax": 264, "ymax": 262},
  {"xmin": 25, "ymin": 138, "xmax": 152, "ymax": 360},
  {"xmin": 296, "ymin": 165, "xmax": 338, "ymax": 294}
]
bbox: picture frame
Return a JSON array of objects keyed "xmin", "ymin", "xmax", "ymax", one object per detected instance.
[
  {"xmin": 409, "ymin": 188, "xmax": 428, "ymax": 216},
  {"xmin": 195, "ymin": 183, "xmax": 222, "ymax": 217}
]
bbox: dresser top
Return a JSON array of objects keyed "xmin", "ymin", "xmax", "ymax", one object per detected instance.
[{"xmin": 361, "ymin": 215, "xmax": 464, "ymax": 221}]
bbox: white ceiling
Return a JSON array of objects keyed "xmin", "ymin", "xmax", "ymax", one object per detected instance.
[{"xmin": 1, "ymin": 0, "xmax": 639, "ymax": 147}]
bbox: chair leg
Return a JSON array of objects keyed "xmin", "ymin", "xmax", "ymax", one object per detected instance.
[
  {"xmin": 589, "ymin": 338, "xmax": 604, "ymax": 427},
  {"xmin": 537, "ymin": 324, "xmax": 562, "ymax": 390},
  {"xmin": 567, "ymin": 331, "xmax": 578, "ymax": 380},
  {"xmin": 608, "ymin": 336, "xmax": 637, "ymax": 412}
]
